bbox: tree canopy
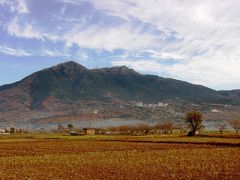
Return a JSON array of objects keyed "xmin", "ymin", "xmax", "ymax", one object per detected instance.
[{"xmin": 184, "ymin": 111, "xmax": 204, "ymax": 136}]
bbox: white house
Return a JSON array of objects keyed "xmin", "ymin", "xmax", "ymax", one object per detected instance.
[
  {"xmin": 0, "ymin": 129, "xmax": 10, "ymax": 135},
  {"xmin": 93, "ymin": 110, "xmax": 99, "ymax": 114},
  {"xmin": 211, "ymin": 109, "xmax": 221, "ymax": 113},
  {"xmin": 136, "ymin": 102, "xmax": 144, "ymax": 107}
]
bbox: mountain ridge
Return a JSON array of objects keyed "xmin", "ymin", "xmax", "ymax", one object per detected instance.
[
  {"xmin": 1, "ymin": 60, "xmax": 240, "ymax": 127},
  {"xmin": 0, "ymin": 61, "xmax": 239, "ymax": 113}
]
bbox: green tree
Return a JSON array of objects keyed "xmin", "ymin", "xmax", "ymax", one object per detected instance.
[
  {"xmin": 10, "ymin": 127, "xmax": 15, "ymax": 134},
  {"xmin": 184, "ymin": 111, "xmax": 204, "ymax": 136},
  {"xmin": 68, "ymin": 123, "xmax": 74, "ymax": 131}
]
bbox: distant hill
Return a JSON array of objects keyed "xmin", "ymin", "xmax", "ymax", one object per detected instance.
[
  {"xmin": 219, "ymin": 89, "xmax": 240, "ymax": 101},
  {"xmin": 0, "ymin": 61, "xmax": 239, "ymax": 113}
]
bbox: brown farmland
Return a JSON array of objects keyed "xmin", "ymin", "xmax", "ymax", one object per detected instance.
[{"xmin": 0, "ymin": 135, "xmax": 240, "ymax": 179}]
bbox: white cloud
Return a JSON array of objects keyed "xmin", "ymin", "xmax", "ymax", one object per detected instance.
[
  {"xmin": 78, "ymin": 52, "xmax": 88, "ymax": 60},
  {"xmin": 90, "ymin": 0, "xmax": 240, "ymax": 89},
  {"xmin": 112, "ymin": 59, "xmax": 166, "ymax": 74},
  {"xmin": 142, "ymin": 50, "xmax": 184, "ymax": 61},
  {"xmin": 2, "ymin": 0, "xmax": 240, "ymax": 89},
  {"xmin": 0, "ymin": 46, "xmax": 33, "ymax": 56},
  {"xmin": 63, "ymin": 24, "xmax": 159, "ymax": 51},
  {"xmin": 6, "ymin": 17, "xmax": 60, "ymax": 41},
  {"xmin": 0, "ymin": 0, "xmax": 29, "ymax": 13},
  {"xmin": 112, "ymin": 57, "xmax": 240, "ymax": 90},
  {"xmin": 7, "ymin": 17, "xmax": 43, "ymax": 40},
  {"xmin": 17, "ymin": 0, "xmax": 28, "ymax": 13}
]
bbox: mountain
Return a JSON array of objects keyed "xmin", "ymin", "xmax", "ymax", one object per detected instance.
[
  {"xmin": 219, "ymin": 89, "xmax": 240, "ymax": 100},
  {"xmin": 0, "ymin": 61, "xmax": 240, "ymax": 127},
  {"xmin": 0, "ymin": 61, "xmax": 239, "ymax": 112}
]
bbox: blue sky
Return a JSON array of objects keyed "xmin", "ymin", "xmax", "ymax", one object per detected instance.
[{"xmin": 0, "ymin": 0, "xmax": 240, "ymax": 90}]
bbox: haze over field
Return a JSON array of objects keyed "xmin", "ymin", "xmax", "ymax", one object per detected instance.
[{"xmin": 0, "ymin": 0, "xmax": 240, "ymax": 90}]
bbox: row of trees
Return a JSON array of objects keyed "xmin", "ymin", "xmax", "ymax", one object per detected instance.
[
  {"xmin": 112, "ymin": 111, "xmax": 240, "ymax": 136},
  {"xmin": 55, "ymin": 111, "xmax": 240, "ymax": 136},
  {"xmin": 215, "ymin": 119, "xmax": 240, "ymax": 134}
]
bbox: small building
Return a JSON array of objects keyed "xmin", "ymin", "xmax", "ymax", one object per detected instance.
[
  {"xmin": 0, "ymin": 129, "xmax": 5, "ymax": 134},
  {"xmin": 70, "ymin": 131, "xmax": 78, "ymax": 136},
  {"xmin": 0, "ymin": 129, "xmax": 10, "ymax": 135},
  {"xmin": 83, "ymin": 128, "xmax": 96, "ymax": 135},
  {"xmin": 158, "ymin": 102, "xmax": 164, "ymax": 107},
  {"xmin": 93, "ymin": 110, "xmax": 99, "ymax": 114}
]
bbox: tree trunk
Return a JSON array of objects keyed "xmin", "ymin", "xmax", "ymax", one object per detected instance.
[{"xmin": 187, "ymin": 130, "xmax": 195, "ymax": 136}]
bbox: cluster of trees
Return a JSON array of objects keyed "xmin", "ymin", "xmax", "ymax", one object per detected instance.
[
  {"xmin": 184, "ymin": 111, "xmax": 240, "ymax": 135},
  {"xmin": 55, "ymin": 122, "xmax": 183, "ymax": 135},
  {"xmin": 96, "ymin": 111, "xmax": 202, "ymax": 136},
  {"xmin": 56, "ymin": 123, "xmax": 75, "ymax": 133}
]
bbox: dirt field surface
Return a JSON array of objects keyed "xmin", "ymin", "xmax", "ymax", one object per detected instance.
[{"xmin": 0, "ymin": 135, "xmax": 239, "ymax": 180}]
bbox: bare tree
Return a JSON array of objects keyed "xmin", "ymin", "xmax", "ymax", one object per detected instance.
[
  {"xmin": 155, "ymin": 121, "xmax": 175, "ymax": 134},
  {"xmin": 165, "ymin": 121, "xmax": 176, "ymax": 134},
  {"xmin": 175, "ymin": 123, "xmax": 188, "ymax": 134},
  {"xmin": 215, "ymin": 123, "xmax": 227, "ymax": 134},
  {"xmin": 57, "ymin": 124, "xmax": 64, "ymax": 133},
  {"xmin": 229, "ymin": 119, "xmax": 240, "ymax": 134},
  {"xmin": 154, "ymin": 123, "xmax": 165, "ymax": 134},
  {"xmin": 134, "ymin": 124, "xmax": 151, "ymax": 135},
  {"xmin": 113, "ymin": 125, "xmax": 132, "ymax": 134},
  {"xmin": 183, "ymin": 111, "xmax": 204, "ymax": 136}
]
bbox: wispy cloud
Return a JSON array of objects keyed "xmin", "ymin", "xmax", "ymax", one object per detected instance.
[
  {"xmin": 38, "ymin": 49, "xmax": 70, "ymax": 58},
  {"xmin": 0, "ymin": 46, "xmax": 33, "ymax": 56},
  {"xmin": 90, "ymin": 0, "xmax": 240, "ymax": 89},
  {"xmin": 59, "ymin": 0, "xmax": 85, "ymax": 5},
  {"xmin": 6, "ymin": 17, "xmax": 60, "ymax": 41},
  {"xmin": 0, "ymin": 46, "xmax": 71, "ymax": 58},
  {"xmin": 7, "ymin": 17, "xmax": 43, "ymax": 40},
  {"xmin": 63, "ymin": 24, "xmax": 159, "ymax": 51},
  {"xmin": 112, "ymin": 57, "xmax": 240, "ymax": 90}
]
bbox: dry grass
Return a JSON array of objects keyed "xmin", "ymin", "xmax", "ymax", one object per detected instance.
[{"xmin": 0, "ymin": 135, "xmax": 239, "ymax": 179}]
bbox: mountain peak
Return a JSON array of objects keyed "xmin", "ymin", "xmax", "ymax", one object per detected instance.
[
  {"xmin": 52, "ymin": 61, "xmax": 88, "ymax": 72},
  {"xmin": 95, "ymin": 65, "xmax": 139, "ymax": 76},
  {"xmin": 63, "ymin": 61, "xmax": 79, "ymax": 65},
  {"xmin": 115, "ymin": 65, "xmax": 130, "ymax": 71},
  {"xmin": 111, "ymin": 65, "xmax": 139, "ymax": 75},
  {"xmin": 59, "ymin": 61, "xmax": 87, "ymax": 69}
]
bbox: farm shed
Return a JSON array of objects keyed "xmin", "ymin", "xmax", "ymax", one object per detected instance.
[{"xmin": 83, "ymin": 128, "xmax": 96, "ymax": 135}]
